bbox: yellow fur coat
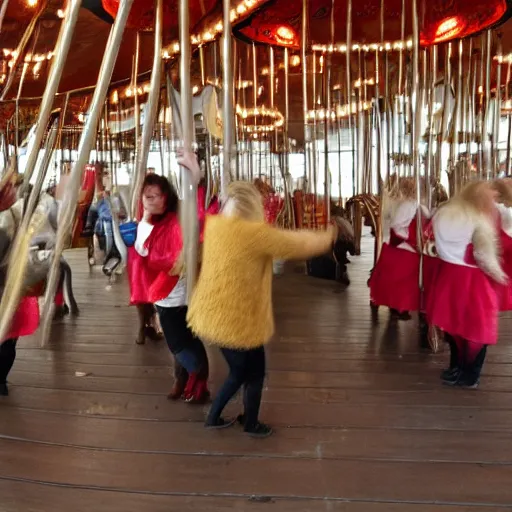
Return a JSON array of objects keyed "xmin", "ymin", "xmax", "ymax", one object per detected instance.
[{"xmin": 187, "ymin": 215, "xmax": 333, "ymax": 349}]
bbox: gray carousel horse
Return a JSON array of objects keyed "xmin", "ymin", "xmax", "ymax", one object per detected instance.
[{"xmin": 0, "ymin": 194, "xmax": 79, "ymax": 316}]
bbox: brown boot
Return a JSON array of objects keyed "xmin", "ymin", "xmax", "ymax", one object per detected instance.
[
  {"xmin": 145, "ymin": 325, "xmax": 164, "ymax": 342},
  {"xmin": 167, "ymin": 378, "xmax": 186, "ymax": 400},
  {"xmin": 167, "ymin": 361, "xmax": 188, "ymax": 400}
]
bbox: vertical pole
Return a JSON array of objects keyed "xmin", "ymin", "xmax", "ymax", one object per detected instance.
[
  {"xmin": 494, "ymin": 36, "xmax": 502, "ymax": 177},
  {"xmin": 269, "ymin": 45, "xmax": 275, "ymax": 187},
  {"xmin": 484, "ymin": 30, "xmax": 492, "ymax": 179},
  {"xmin": 506, "ymin": 59, "xmax": 512, "ymax": 175},
  {"xmin": 411, "ymin": 0, "xmax": 424, "ymax": 312},
  {"xmin": 131, "ymin": 0, "xmax": 162, "ymax": 219},
  {"xmin": 427, "ymin": 45, "xmax": 437, "ymax": 207},
  {"xmin": 38, "ymin": 0, "xmax": 135, "ymax": 347},
  {"xmin": 284, "ymin": 47, "xmax": 292, "ymax": 224},
  {"xmin": 346, "ymin": 0, "xmax": 354, "ymax": 195},
  {"xmin": 133, "ymin": 31, "xmax": 141, "ymax": 177},
  {"xmin": 302, "ymin": 0, "xmax": 310, "ymax": 193},
  {"xmin": 19, "ymin": 0, "xmax": 82, "ymax": 191},
  {"xmin": 180, "ymin": 0, "xmax": 199, "ymax": 300}
]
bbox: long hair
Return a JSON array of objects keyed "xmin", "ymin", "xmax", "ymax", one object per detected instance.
[
  {"xmin": 454, "ymin": 180, "xmax": 497, "ymax": 219},
  {"xmin": 224, "ymin": 181, "xmax": 264, "ymax": 222},
  {"xmin": 493, "ymin": 178, "xmax": 512, "ymax": 208},
  {"xmin": 141, "ymin": 173, "xmax": 179, "ymax": 223}
]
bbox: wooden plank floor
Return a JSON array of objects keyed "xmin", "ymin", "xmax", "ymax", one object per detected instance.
[{"xmin": 2, "ymin": 232, "xmax": 512, "ymax": 511}]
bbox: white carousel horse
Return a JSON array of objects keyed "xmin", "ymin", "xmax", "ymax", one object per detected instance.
[{"xmin": 0, "ymin": 195, "xmax": 79, "ymax": 316}]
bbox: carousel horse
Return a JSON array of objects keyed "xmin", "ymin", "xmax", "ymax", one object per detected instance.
[
  {"xmin": 345, "ymin": 193, "xmax": 380, "ymax": 255},
  {"xmin": 306, "ymin": 204, "xmax": 356, "ymax": 285},
  {"xmin": 0, "ymin": 192, "xmax": 79, "ymax": 317},
  {"xmin": 292, "ymin": 190, "xmax": 329, "ymax": 229}
]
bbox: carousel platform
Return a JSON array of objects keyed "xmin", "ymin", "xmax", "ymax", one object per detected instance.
[{"xmin": 1, "ymin": 233, "xmax": 512, "ymax": 511}]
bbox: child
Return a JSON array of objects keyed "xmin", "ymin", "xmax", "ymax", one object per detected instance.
[{"xmin": 427, "ymin": 181, "xmax": 506, "ymax": 388}]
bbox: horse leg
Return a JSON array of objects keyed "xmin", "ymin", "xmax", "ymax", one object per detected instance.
[{"xmin": 60, "ymin": 258, "xmax": 79, "ymax": 316}]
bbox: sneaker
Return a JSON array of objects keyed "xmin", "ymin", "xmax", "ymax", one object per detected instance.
[
  {"xmin": 0, "ymin": 382, "xmax": 8, "ymax": 396},
  {"xmin": 244, "ymin": 422, "xmax": 273, "ymax": 438},
  {"xmin": 440, "ymin": 367, "xmax": 460, "ymax": 381},
  {"xmin": 457, "ymin": 373, "xmax": 480, "ymax": 389},
  {"xmin": 441, "ymin": 368, "xmax": 462, "ymax": 386},
  {"xmin": 205, "ymin": 417, "xmax": 236, "ymax": 430}
]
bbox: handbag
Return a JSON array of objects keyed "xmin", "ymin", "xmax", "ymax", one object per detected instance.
[{"xmin": 119, "ymin": 221, "xmax": 137, "ymax": 247}]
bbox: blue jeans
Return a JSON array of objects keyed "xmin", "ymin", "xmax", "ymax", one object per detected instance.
[
  {"xmin": 156, "ymin": 305, "xmax": 208, "ymax": 378},
  {"xmin": 207, "ymin": 346, "xmax": 266, "ymax": 429}
]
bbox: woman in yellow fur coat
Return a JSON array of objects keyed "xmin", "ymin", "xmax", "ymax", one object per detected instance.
[{"xmin": 182, "ymin": 157, "xmax": 336, "ymax": 437}]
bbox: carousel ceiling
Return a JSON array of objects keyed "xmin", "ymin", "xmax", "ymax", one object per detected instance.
[
  {"xmin": 236, "ymin": 0, "xmax": 512, "ymax": 48},
  {"xmin": 1, "ymin": 0, "xmax": 512, "ymax": 145},
  {"xmin": 1, "ymin": 0, "xmax": 512, "ymax": 100}
]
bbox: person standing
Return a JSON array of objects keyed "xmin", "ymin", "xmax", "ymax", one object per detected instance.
[
  {"xmin": 183, "ymin": 165, "xmax": 338, "ymax": 437},
  {"xmin": 427, "ymin": 181, "xmax": 506, "ymax": 388}
]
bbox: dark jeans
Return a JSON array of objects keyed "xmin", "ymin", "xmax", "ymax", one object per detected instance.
[
  {"xmin": 0, "ymin": 338, "xmax": 17, "ymax": 383},
  {"xmin": 156, "ymin": 305, "xmax": 208, "ymax": 378},
  {"xmin": 207, "ymin": 346, "xmax": 266, "ymax": 429}
]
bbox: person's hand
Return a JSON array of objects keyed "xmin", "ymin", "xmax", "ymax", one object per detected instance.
[
  {"xmin": 176, "ymin": 148, "xmax": 201, "ymax": 185},
  {"xmin": 0, "ymin": 182, "xmax": 16, "ymax": 212},
  {"xmin": 142, "ymin": 208, "xmax": 152, "ymax": 222}
]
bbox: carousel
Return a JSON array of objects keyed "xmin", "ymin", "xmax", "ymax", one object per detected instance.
[{"xmin": 0, "ymin": 0, "xmax": 512, "ymax": 507}]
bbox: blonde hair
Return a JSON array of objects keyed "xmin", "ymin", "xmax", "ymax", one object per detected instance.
[
  {"xmin": 224, "ymin": 181, "xmax": 265, "ymax": 222},
  {"xmin": 388, "ymin": 175, "xmax": 420, "ymax": 201},
  {"xmin": 456, "ymin": 180, "xmax": 496, "ymax": 217},
  {"xmin": 493, "ymin": 178, "xmax": 512, "ymax": 207}
]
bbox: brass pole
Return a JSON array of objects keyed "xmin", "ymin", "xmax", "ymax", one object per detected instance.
[
  {"xmin": 180, "ymin": 0, "xmax": 199, "ymax": 300},
  {"xmin": 19, "ymin": 0, "xmax": 81, "ymax": 190},
  {"xmin": 484, "ymin": 30, "xmax": 492, "ymax": 180},
  {"xmin": 38, "ymin": 0, "xmax": 135, "ymax": 347},
  {"xmin": 346, "ymin": 0, "xmax": 354, "ymax": 195},
  {"xmin": 131, "ymin": 0, "xmax": 162, "ymax": 219},
  {"xmin": 494, "ymin": 35, "xmax": 502, "ymax": 177},
  {"xmin": 302, "ymin": 0, "xmax": 310, "ymax": 192}
]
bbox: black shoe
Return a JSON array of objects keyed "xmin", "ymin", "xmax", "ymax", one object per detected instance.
[
  {"xmin": 244, "ymin": 422, "xmax": 273, "ymax": 438},
  {"xmin": 457, "ymin": 346, "xmax": 487, "ymax": 390},
  {"xmin": 441, "ymin": 367, "xmax": 461, "ymax": 385},
  {"xmin": 390, "ymin": 309, "xmax": 411, "ymax": 321},
  {"xmin": 457, "ymin": 373, "xmax": 480, "ymax": 389},
  {"xmin": 236, "ymin": 414, "xmax": 246, "ymax": 426},
  {"xmin": 205, "ymin": 417, "xmax": 236, "ymax": 430},
  {"xmin": 0, "ymin": 382, "xmax": 9, "ymax": 396}
]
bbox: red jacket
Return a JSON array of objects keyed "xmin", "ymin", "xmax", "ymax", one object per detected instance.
[{"xmin": 128, "ymin": 187, "xmax": 219, "ymax": 304}]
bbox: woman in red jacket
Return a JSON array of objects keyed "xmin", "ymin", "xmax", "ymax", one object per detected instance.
[{"xmin": 128, "ymin": 171, "xmax": 217, "ymax": 402}]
